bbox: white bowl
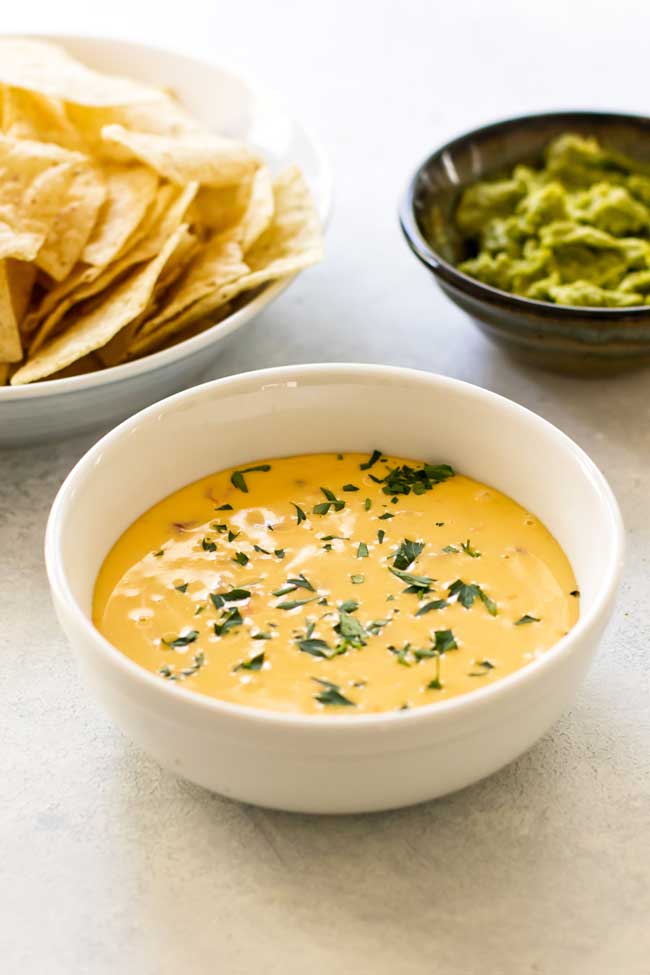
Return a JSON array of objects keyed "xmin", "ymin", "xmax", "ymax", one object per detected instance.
[
  {"xmin": 0, "ymin": 35, "xmax": 331, "ymax": 446},
  {"xmin": 45, "ymin": 364, "xmax": 623, "ymax": 813}
]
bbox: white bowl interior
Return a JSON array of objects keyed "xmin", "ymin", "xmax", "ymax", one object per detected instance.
[{"xmin": 51, "ymin": 366, "xmax": 621, "ymax": 630}]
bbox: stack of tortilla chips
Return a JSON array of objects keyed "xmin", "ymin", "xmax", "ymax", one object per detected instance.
[{"xmin": 0, "ymin": 39, "xmax": 323, "ymax": 385}]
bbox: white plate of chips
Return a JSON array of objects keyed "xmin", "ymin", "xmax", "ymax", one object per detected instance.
[{"xmin": 0, "ymin": 35, "xmax": 330, "ymax": 445}]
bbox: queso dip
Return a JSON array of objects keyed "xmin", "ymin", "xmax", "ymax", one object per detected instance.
[{"xmin": 93, "ymin": 452, "xmax": 579, "ymax": 714}]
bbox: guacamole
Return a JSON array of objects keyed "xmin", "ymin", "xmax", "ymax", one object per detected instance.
[{"xmin": 455, "ymin": 134, "xmax": 650, "ymax": 307}]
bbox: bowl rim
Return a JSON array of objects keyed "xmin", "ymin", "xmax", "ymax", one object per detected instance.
[
  {"xmin": 399, "ymin": 108, "xmax": 650, "ymax": 319},
  {"xmin": 0, "ymin": 32, "xmax": 333, "ymax": 402},
  {"xmin": 44, "ymin": 362, "xmax": 625, "ymax": 732}
]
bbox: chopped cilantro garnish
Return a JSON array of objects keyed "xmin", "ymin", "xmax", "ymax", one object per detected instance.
[
  {"xmin": 351, "ymin": 574, "xmax": 365, "ymax": 584},
  {"xmin": 389, "ymin": 566, "xmax": 434, "ymax": 588},
  {"xmin": 234, "ymin": 652, "xmax": 265, "ymax": 672},
  {"xmin": 214, "ymin": 608, "xmax": 243, "ymax": 636},
  {"xmin": 415, "ymin": 599, "xmax": 447, "ymax": 616},
  {"xmin": 377, "ymin": 529, "xmax": 385, "ymax": 544},
  {"xmin": 392, "ymin": 538, "xmax": 424, "ymax": 570},
  {"xmin": 292, "ymin": 502, "xmax": 307, "ymax": 525},
  {"xmin": 364, "ymin": 497, "xmax": 372, "ymax": 510},
  {"xmin": 276, "ymin": 597, "xmax": 318, "ymax": 611},
  {"xmin": 468, "ymin": 660, "xmax": 496, "ymax": 677},
  {"xmin": 230, "ymin": 465, "xmax": 271, "ymax": 493},
  {"xmin": 360, "ymin": 449, "xmax": 382, "ymax": 471},
  {"xmin": 215, "ymin": 503, "xmax": 233, "ymax": 511},
  {"xmin": 461, "ymin": 539, "xmax": 481, "ymax": 558},
  {"xmin": 442, "ymin": 545, "xmax": 459, "ymax": 554},
  {"xmin": 339, "ymin": 599, "xmax": 359, "ymax": 612},
  {"xmin": 174, "ymin": 583, "xmax": 188, "ymax": 593},
  {"xmin": 448, "ymin": 579, "xmax": 497, "ymax": 615},
  {"xmin": 153, "ymin": 549, "xmax": 164, "ymax": 558},
  {"xmin": 162, "ymin": 629, "xmax": 199, "ymax": 648},
  {"xmin": 373, "ymin": 462, "xmax": 454, "ymax": 497},
  {"xmin": 378, "ymin": 512, "xmax": 394, "ymax": 520},
  {"xmin": 201, "ymin": 538, "xmax": 217, "ymax": 552},
  {"xmin": 515, "ymin": 614, "xmax": 540, "ymax": 625},
  {"xmin": 312, "ymin": 677, "xmax": 355, "ymax": 706},
  {"xmin": 357, "ymin": 541, "xmax": 369, "ymax": 558},
  {"xmin": 342, "ymin": 484, "xmax": 359, "ymax": 492},
  {"xmin": 274, "ymin": 548, "xmax": 285, "ymax": 559},
  {"xmin": 233, "ymin": 551, "xmax": 249, "ymax": 566},
  {"xmin": 253, "ymin": 544, "xmax": 270, "ymax": 554}
]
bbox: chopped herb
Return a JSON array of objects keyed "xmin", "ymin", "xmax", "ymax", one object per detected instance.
[
  {"xmin": 314, "ymin": 487, "xmax": 345, "ymax": 514},
  {"xmin": 180, "ymin": 650, "xmax": 206, "ymax": 679},
  {"xmin": 318, "ymin": 597, "xmax": 328, "ymax": 605},
  {"xmin": 377, "ymin": 529, "xmax": 385, "ymax": 544},
  {"xmin": 214, "ymin": 607, "xmax": 243, "ymax": 636},
  {"xmin": 389, "ymin": 566, "xmax": 435, "ymax": 589},
  {"xmin": 233, "ymin": 551, "xmax": 249, "ymax": 566},
  {"xmin": 442, "ymin": 545, "xmax": 459, "ymax": 554},
  {"xmin": 373, "ymin": 462, "xmax": 454, "ymax": 497},
  {"xmin": 323, "ymin": 543, "xmax": 332, "ymax": 551},
  {"xmin": 292, "ymin": 502, "xmax": 307, "ymax": 525},
  {"xmin": 273, "ymin": 574, "xmax": 315, "ymax": 596},
  {"xmin": 390, "ymin": 644, "xmax": 413, "ymax": 666},
  {"xmin": 339, "ymin": 599, "xmax": 359, "ymax": 613},
  {"xmin": 337, "ymin": 453, "xmax": 344, "ymax": 460},
  {"xmin": 415, "ymin": 599, "xmax": 447, "ymax": 616},
  {"xmin": 366, "ymin": 619, "xmax": 390, "ymax": 634},
  {"xmin": 351, "ymin": 680, "xmax": 367, "ymax": 688},
  {"xmin": 174, "ymin": 583, "xmax": 188, "ymax": 593},
  {"xmin": 274, "ymin": 548, "xmax": 286, "ymax": 559},
  {"xmin": 342, "ymin": 484, "xmax": 359, "ymax": 492},
  {"xmin": 391, "ymin": 497, "xmax": 399, "ymax": 504},
  {"xmin": 158, "ymin": 664, "xmax": 176, "ymax": 680},
  {"xmin": 360, "ymin": 449, "xmax": 382, "ymax": 470},
  {"xmin": 393, "ymin": 538, "xmax": 424, "ymax": 570},
  {"xmin": 427, "ymin": 678, "xmax": 443, "ymax": 691},
  {"xmin": 469, "ymin": 660, "xmax": 496, "ymax": 677},
  {"xmin": 434, "ymin": 629, "xmax": 457, "ymax": 653},
  {"xmin": 276, "ymin": 597, "xmax": 318, "ymax": 611},
  {"xmin": 515, "ymin": 614, "xmax": 540, "ymax": 625},
  {"xmin": 378, "ymin": 512, "xmax": 394, "ymax": 520},
  {"xmin": 252, "ymin": 632, "xmax": 272, "ymax": 640},
  {"xmin": 228, "ymin": 529, "xmax": 240, "ymax": 543},
  {"xmin": 351, "ymin": 574, "xmax": 365, "ymax": 584},
  {"xmin": 212, "ymin": 588, "xmax": 251, "ymax": 605},
  {"xmin": 322, "ymin": 535, "xmax": 346, "ymax": 541},
  {"xmin": 399, "ymin": 703, "xmax": 411, "ymax": 710},
  {"xmin": 298, "ymin": 637, "xmax": 345, "ymax": 659},
  {"xmin": 230, "ymin": 465, "xmax": 271, "ymax": 493},
  {"xmin": 364, "ymin": 498, "xmax": 372, "ymax": 511},
  {"xmin": 461, "ymin": 539, "xmax": 481, "ymax": 558},
  {"xmin": 313, "ymin": 678, "xmax": 355, "ymax": 707},
  {"xmin": 201, "ymin": 538, "xmax": 217, "ymax": 552},
  {"xmin": 153, "ymin": 549, "xmax": 164, "ymax": 558},
  {"xmin": 448, "ymin": 579, "xmax": 497, "ymax": 615},
  {"xmin": 234, "ymin": 652, "xmax": 265, "ymax": 672},
  {"xmin": 570, "ymin": 590, "xmax": 580, "ymax": 597},
  {"xmin": 162, "ymin": 629, "xmax": 199, "ymax": 648},
  {"xmin": 253, "ymin": 544, "xmax": 270, "ymax": 554},
  {"xmin": 435, "ymin": 522, "xmax": 445, "ymax": 527},
  {"xmin": 215, "ymin": 503, "xmax": 233, "ymax": 511},
  {"xmin": 194, "ymin": 605, "xmax": 205, "ymax": 616},
  {"xmin": 305, "ymin": 622, "xmax": 316, "ymax": 638},
  {"xmin": 357, "ymin": 541, "xmax": 369, "ymax": 558},
  {"xmin": 313, "ymin": 502, "xmax": 332, "ymax": 515},
  {"xmin": 334, "ymin": 610, "xmax": 367, "ymax": 648},
  {"xmin": 211, "ymin": 523, "xmax": 228, "ymax": 533}
]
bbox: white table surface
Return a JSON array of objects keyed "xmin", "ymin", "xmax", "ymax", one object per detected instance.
[{"xmin": 2, "ymin": 1, "xmax": 649, "ymax": 972}]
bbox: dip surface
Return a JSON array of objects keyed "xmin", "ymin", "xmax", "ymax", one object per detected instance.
[
  {"xmin": 455, "ymin": 133, "xmax": 650, "ymax": 307},
  {"xmin": 93, "ymin": 452, "xmax": 579, "ymax": 714}
]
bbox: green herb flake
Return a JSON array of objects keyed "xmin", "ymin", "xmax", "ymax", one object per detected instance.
[
  {"xmin": 233, "ymin": 551, "xmax": 249, "ymax": 566},
  {"xmin": 377, "ymin": 529, "xmax": 385, "ymax": 544},
  {"xmin": 201, "ymin": 538, "xmax": 217, "ymax": 553},
  {"xmin": 364, "ymin": 497, "xmax": 372, "ymax": 511},
  {"xmin": 298, "ymin": 637, "xmax": 345, "ymax": 659},
  {"xmin": 374, "ymin": 462, "xmax": 455, "ymax": 498},
  {"xmin": 339, "ymin": 599, "xmax": 359, "ymax": 613},
  {"xmin": 389, "ymin": 566, "xmax": 434, "ymax": 589},
  {"xmin": 442, "ymin": 545, "xmax": 459, "ymax": 554},
  {"xmin": 252, "ymin": 632, "xmax": 272, "ymax": 640},
  {"xmin": 228, "ymin": 529, "xmax": 240, "ymax": 543},
  {"xmin": 378, "ymin": 512, "xmax": 394, "ymax": 520},
  {"xmin": 153, "ymin": 549, "xmax": 164, "ymax": 558},
  {"xmin": 515, "ymin": 614, "xmax": 540, "ymax": 625},
  {"xmin": 448, "ymin": 579, "xmax": 497, "ymax": 616},
  {"xmin": 342, "ymin": 484, "xmax": 359, "ymax": 492},
  {"xmin": 312, "ymin": 677, "xmax": 355, "ymax": 707},
  {"xmin": 357, "ymin": 541, "xmax": 369, "ymax": 559},
  {"xmin": 214, "ymin": 588, "xmax": 251, "ymax": 603},
  {"xmin": 162, "ymin": 629, "xmax": 199, "ymax": 648},
  {"xmin": 276, "ymin": 597, "xmax": 318, "ymax": 611},
  {"xmin": 334, "ymin": 610, "xmax": 367, "ymax": 648},
  {"xmin": 469, "ymin": 660, "xmax": 496, "ymax": 677},
  {"xmin": 461, "ymin": 539, "xmax": 481, "ymax": 558},
  {"xmin": 214, "ymin": 608, "xmax": 243, "ymax": 637},
  {"xmin": 230, "ymin": 465, "xmax": 271, "ymax": 493},
  {"xmin": 435, "ymin": 522, "xmax": 445, "ymax": 527},
  {"xmin": 234, "ymin": 652, "xmax": 265, "ymax": 672},
  {"xmin": 393, "ymin": 538, "xmax": 424, "ymax": 570},
  {"xmin": 180, "ymin": 650, "xmax": 206, "ymax": 680},
  {"xmin": 215, "ymin": 503, "xmax": 233, "ymax": 511},
  {"xmin": 194, "ymin": 605, "xmax": 205, "ymax": 616},
  {"xmin": 174, "ymin": 583, "xmax": 188, "ymax": 593},
  {"xmin": 434, "ymin": 629, "xmax": 457, "ymax": 653},
  {"xmin": 415, "ymin": 599, "xmax": 447, "ymax": 616},
  {"xmin": 351, "ymin": 574, "xmax": 365, "ymax": 584},
  {"xmin": 360, "ymin": 449, "xmax": 382, "ymax": 471},
  {"xmin": 570, "ymin": 589, "xmax": 580, "ymax": 597},
  {"xmin": 292, "ymin": 502, "xmax": 307, "ymax": 525},
  {"xmin": 274, "ymin": 548, "xmax": 286, "ymax": 559},
  {"xmin": 252, "ymin": 544, "xmax": 269, "ymax": 555}
]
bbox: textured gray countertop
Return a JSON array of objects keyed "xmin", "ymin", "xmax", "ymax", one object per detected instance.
[{"xmin": 2, "ymin": 2, "xmax": 649, "ymax": 972}]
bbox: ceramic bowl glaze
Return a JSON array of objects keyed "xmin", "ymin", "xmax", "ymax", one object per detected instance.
[
  {"xmin": 45, "ymin": 364, "xmax": 623, "ymax": 814},
  {"xmin": 400, "ymin": 111, "xmax": 650, "ymax": 375},
  {"xmin": 0, "ymin": 35, "xmax": 331, "ymax": 446}
]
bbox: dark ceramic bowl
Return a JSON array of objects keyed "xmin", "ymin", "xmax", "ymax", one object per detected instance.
[{"xmin": 400, "ymin": 111, "xmax": 650, "ymax": 375}]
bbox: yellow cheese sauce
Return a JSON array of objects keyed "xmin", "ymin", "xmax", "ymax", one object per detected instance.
[{"xmin": 93, "ymin": 452, "xmax": 579, "ymax": 715}]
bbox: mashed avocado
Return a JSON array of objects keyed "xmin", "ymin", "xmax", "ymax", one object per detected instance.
[{"xmin": 455, "ymin": 134, "xmax": 650, "ymax": 307}]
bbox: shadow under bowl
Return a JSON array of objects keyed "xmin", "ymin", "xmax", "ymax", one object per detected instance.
[{"xmin": 400, "ymin": 111, "xmax": 650, "ymax": 376}]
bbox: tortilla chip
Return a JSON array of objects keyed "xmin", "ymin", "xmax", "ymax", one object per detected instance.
[
  {"xmin": 134, "ymin": 166, "xmax": 322, "ymax": 347},
  {"xmin": 35, "ymin": 162, "xmax": 106, "ymax": 280},
  {"xmin": 134, "ymin": 231, "xmax": 248, "ymax": 340},
  {"xmin": 190, "ymin": 165, "xmax": 274, "ymax": 251},
  {"xmin": 0, "ymin": 39, "xmax": 161, "ymax": 106},
  {"xmin": 66, "ymin": 93, "xmax": 202, "ymax": 151},
  {"xmin": 0, "ymin": 260, "xmax": 22, "ymax": 361},
  {"xmin": 6, "ymin": 259, "xmax": 36, "ymax": 325},
  {"xmin": 27, "ymin": 182, "xmax": 195, "ymax": 354},
  {"xmin": 82, "ymin": 164, "xmax": 158, "ymax": 266},
  {"xmin": 0, "ymin": 361, "xmax": 9, "ymax": 384},
  {"xmin": 130, "ymin": 302, "xmax": 234, "ymax": 359},
  {"xmin": 11, "ymin": 224, "xmax": 187, "ymax": 384},
  {"xmin": 101, "ymin": 124, "xmax": 259, "ymax": 187},
  {"xmin": 1, "ymin": 86, "xmax": 85, "ymax": 151}
]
